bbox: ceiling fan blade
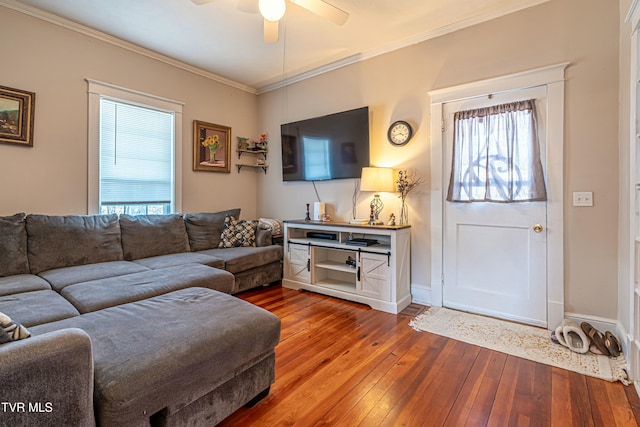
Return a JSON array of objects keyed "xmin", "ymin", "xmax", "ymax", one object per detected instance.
[
  {"xmin": 237, "ymin": 0, "xmax": 259, "ymax": 14},
  {"xmin": 289, "ymin": 0, "xmax": 349, "ymax": 25},
  {"xmin": 191, "ymin": 0, "xmax": 217, "ymax": 5},
  {"xmin": 264, "ymin": 19, "xmax": 279, "ymax": 43}
]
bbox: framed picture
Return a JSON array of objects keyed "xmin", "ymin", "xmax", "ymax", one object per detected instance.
[
  {"xmin": 0, "ymin": 85, "xmax": 35, "ymax": 147},
  {"xmin": 193, "ymin": 120, "xmax": 231, "ymax": 173}
]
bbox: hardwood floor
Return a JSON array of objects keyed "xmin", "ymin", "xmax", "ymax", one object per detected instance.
[{"xmin": 218, "ymin": 285, "xmax": 640, "ymax": 426}]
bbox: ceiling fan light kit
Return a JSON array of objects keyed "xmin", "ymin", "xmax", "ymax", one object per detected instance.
[
  {"xmin": 192, "ymin": 0, "xmax": 349, "ymax": 44},
  {"xmin": 259, "ymin": 0, "xmax": 286, "ymax": 21}
]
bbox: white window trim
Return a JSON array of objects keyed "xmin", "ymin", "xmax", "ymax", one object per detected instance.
[
  {"xmin": 87, "ymin": 79, "xmax": 184, "ymax": 214},
  {"xmin": 427, "ymin": 62, "xmax": 568, "ymax": 329}
]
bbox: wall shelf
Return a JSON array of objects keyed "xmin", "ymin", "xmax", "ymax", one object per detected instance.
[
  {"xmin": 236, "ymin": 149, "xmax": 268, "ymax": 174},
  {"xmin": 236, "ymin": 163, "xmax": 268, "ymax": 174},
  {"xmin": 237, "ymin": 149, "xmax": 267, "ymax": 159}
]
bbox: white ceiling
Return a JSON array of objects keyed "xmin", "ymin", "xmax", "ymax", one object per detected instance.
[{"xmin": 6, "ymin": 0, "xmax": 548, "ymax": 93}]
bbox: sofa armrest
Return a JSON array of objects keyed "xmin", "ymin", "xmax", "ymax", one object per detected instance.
[
  {"xmin": 256, "ymin": 229, "xmax": 273, "ymax": 247},
  {"xmin": 0, "ymin": 328, "xmax": 95, "ymax": 427}
]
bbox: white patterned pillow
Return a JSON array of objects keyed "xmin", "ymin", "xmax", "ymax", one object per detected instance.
[
  {"xmin": 0, "ymin": 311, "xmax": 30, "ymax": 345},
  {"xmin": 218, "ymin": 216, "xmax": 258, "ymax": 248}
]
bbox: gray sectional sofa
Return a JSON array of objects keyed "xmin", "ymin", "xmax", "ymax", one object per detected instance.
[{"xmin": 0, "ymin": 209, "xmax": 283, "ymax": 427}]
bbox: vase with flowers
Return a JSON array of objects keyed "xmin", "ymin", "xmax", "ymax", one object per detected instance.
[
  {"xmin": 396, "ymin": 169, "xmax": 423, "ymax": 225},
  {"xmin": 255, "ymin": 133, "xmax": 268, "ymax": 151},
  {"xmin": 202, "ymin": 135, "xmax": 221, "ymax": 163}
]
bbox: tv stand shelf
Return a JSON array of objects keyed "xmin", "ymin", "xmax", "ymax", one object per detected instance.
[{"xmin": 283, "ymin": 220, "xmax": 411, "ymax": 314}]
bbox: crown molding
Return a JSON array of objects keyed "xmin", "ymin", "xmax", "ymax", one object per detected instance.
[
  {"xmin": 0, "ymin": 0, "xmax": 258, "ymax": 95},
  {"xmin": 2, "ymin": 0, "xmax": 550, "ymax": 97},
  {"xmin": 256, "ymin": 0, "xmax": 550, "ymax": 94}
]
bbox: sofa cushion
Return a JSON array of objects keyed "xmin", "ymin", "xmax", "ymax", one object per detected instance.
[
  {"xmin": 29, "ymin": 287, "xmax": 280, "ymax": 427},
  {"xmin": 199, "ymin": 245, "xmax": 283, "ymax": 274},
  {"xmin": 133, "ymin": 253, "xmax": 224, "ymax": 270},
  {"xmin": 183, "ymin": 208, "xmax": 241, "ymax": 251},
  {"xmin": 38, "ymin": 261, "xmax": 150, "ymax": 292},
  {"xmin": 120, "ymin": 214, "xmax": 190, "ymax": 261},
  {"xmin": 26, "ymin": 214, "xmax": 123, "ymax": 274},
  {"xmin": 0, "ymin": 213, "xmax": 30, "ymax": 277},
  {"xmin": 219, "ymin": 216, "xmax": 258, "ymax": 248},
  {"xmin": 0, "ymin": 274, "xmax": 51, "ymax": 297},
  {"xmin": 60, "ymin": 264, "xmax": 234, "ymax": 313},
  {"xmin": 0, "ymin": 290, "xmax": 80, "ymax": 327}
]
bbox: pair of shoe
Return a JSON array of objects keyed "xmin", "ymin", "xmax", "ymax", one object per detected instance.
[
  {"xmin": 580, "ymin": 322, "xmax": 622, "ymax": 357},
  {"xmin": 553, "ymin": 319, "xmax": 590, "ymax": 354}
]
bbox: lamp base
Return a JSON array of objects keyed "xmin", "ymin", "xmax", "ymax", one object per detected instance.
[{"xmin": 368, "ymin": 219, "xmax": 383, "ymax": 226}]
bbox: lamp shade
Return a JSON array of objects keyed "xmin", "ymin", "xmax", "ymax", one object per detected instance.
[
  {"xmin": 360, "ymin": 167, "xmax": 395, "ymax": 192},
  {"xmin": 259, "ymin": 0, "xmax": 286, "ymax": 21}
]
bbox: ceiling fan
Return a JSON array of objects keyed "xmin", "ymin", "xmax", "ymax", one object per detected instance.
[{"xmin": 191, "ymin": 0, "xmax": 349, "ymax": 43}]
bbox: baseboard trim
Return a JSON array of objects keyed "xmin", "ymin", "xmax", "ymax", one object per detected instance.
[
  {"xmin": 563, "ymin": 311, "xmax": 618, "ymax": 335},
  {"xmin": 411, "ymin": 284, "xmax": 431, "ymax": 307}
]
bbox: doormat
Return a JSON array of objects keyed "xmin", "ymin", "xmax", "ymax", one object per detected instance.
[{"xmin": 409, "ymin": 306, "xmax": 629, "ymax": 384}]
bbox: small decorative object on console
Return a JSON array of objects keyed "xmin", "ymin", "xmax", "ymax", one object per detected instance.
[{"xmin": 388, "ymin": 213, "xmax": 396, "ymax": 226}]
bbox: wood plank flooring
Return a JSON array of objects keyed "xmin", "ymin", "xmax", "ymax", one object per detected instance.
[{"xmin": 218, "ymin": 285, "xmax": 640, "ymax": 427}]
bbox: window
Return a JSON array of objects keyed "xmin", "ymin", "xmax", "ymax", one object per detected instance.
[
  {"xmin": 446, "ymin": 99, "xmax": 547, "ymax": 203},
  {"xmin": 87, "ymin": 80, "xmax": 183, "ymax": 214}
]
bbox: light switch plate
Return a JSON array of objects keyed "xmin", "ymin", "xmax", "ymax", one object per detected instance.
[{"xmin": 573, "ymin": 191, "xmax": 593, "ymax": 207}]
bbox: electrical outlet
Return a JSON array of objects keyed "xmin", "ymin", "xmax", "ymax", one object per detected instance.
[{"xmin": 573, "ymin": 191, "xmax": 593, "ymax": 207}]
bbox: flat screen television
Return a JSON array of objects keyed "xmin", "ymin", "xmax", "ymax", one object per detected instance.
[{"xmin": 280, "ymin": 106, "xmax": 370, "ymax": 182}]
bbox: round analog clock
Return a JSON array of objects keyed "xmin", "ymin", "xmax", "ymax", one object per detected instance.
[{"xmin": 387, "ymin": 120, "xmax": 413, "ymax": 146}]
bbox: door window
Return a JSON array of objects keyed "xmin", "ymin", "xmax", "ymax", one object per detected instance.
[{"xmin": 446, "ymin": 99, "xmax": 547, "ymax": 203}]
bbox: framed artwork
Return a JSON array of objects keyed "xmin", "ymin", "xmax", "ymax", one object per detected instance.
[
  {"xmin": 193, "ymin": 120, "xmax": 231, "ymax": 173},
  {"xmin": 0, "ymin": 85, "xmax": 35, "ymax": 147}
]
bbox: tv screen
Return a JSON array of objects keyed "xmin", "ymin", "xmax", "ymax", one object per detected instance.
[{"xmin": 280, "ymin": 106, "xmax": 370, "ymax": 182}]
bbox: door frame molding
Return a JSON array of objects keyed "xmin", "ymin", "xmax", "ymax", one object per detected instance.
[{"xmin": 428, "ymin": 63, "xmax": 568, "ymax": 328}]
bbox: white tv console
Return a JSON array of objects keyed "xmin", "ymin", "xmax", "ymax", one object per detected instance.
[{"xmin": 282, "ymin": 220, "xmax": 411, "ymax": 314}]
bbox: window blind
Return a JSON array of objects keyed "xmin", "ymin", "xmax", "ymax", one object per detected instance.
[{"xmin": 99, "ymin": 99, "xmax": 174, "ymax": 205}]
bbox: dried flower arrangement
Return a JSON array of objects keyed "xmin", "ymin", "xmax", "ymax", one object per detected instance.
[{"xmin": 396, "ymin": 169, "xmax": 423, "ymax": 225}]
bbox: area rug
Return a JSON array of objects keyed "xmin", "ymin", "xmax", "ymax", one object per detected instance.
[{"xmin": 409, "ymin": 306, "xmax": 629, "ymax": 384}]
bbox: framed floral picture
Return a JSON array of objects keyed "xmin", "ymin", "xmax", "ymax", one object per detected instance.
[
  {"xmin": 193, "ymin": 120, "xmax": 231, "ymax": 173},
  {"xmin": 0, "ymin": 85, "xmax": 35, "ymax": 147}
]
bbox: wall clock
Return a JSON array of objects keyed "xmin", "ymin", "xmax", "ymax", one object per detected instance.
[{"xmin": 388, "ymin": 120, "xmax": 413, "ymax": 146}]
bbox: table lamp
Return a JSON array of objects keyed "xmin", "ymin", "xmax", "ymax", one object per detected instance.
[{"xmin": 360, "ymin": 167, "xmax": 395, "ymax": 225}]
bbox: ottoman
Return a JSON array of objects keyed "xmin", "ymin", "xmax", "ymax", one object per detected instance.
[{"xmin": 30, "ymin": 287, "xmax": 281, "ymax": 426}]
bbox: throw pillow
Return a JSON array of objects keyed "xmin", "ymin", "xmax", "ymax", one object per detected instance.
[
  {"xmin": 0, "ymin": 311, "xmax": 30, "ymax": 345},
  {"xmin": 218, "ymin": 216, "xmax": 258, "ymax": 248}
]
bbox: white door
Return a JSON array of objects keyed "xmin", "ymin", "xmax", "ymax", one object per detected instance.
[{"xmin": 443, "ymin": 86, "xmax": 548, "ymax": 327}]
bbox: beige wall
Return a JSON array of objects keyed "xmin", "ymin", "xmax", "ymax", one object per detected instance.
[
  {"xmin": 258, "ymin": 0, "xmax": 621, "ymax": 319},
  {"xmin": 0, "ymin": 1, "xmax": 623, "ymax": 320},
  {"xmin": 0, "ymin": 7, "xmax": 260, "ymax": 218}
]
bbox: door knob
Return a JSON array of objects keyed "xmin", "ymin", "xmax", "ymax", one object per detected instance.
[{"xmin": 533, "ymin": 224, "xmax": 543, "ymax": 233}]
